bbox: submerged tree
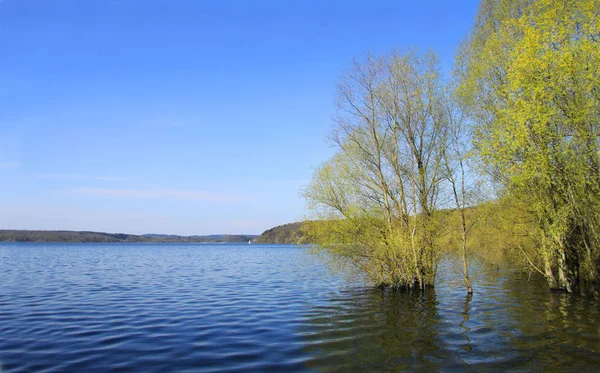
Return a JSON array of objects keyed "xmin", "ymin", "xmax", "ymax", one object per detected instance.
[
  {"xmin": 441, "ymin": 97, "xmax": 483, "ymax": 295},
  {"xmin": 303, "ymin": 51, "xmax": 450, "ymax": 290},
  {"xmin": 457, "ymin": 0, "xmax": 600, "ymax": 293}
]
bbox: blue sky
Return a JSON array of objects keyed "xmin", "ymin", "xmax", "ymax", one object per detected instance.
[{"xmin": 0, "ymin": 0, "xmax": 479, "ymax": 235}]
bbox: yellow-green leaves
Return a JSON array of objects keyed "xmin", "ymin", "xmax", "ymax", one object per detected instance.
[
  {"xmin": 458, "ymin": 0, "xmax": 600, "ymax": 293},
  {"xmin": 303, "ymin": 50, "xmax": 450, "ymax": 290}
]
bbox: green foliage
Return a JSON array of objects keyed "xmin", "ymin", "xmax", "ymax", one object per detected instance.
[
  {"xmin": 303, "ymin": 50, "xmax": 450, "ymax": 290},
  {"xmin": 458, "ymin": 0, "xmax": 600, "ymax": 293}
]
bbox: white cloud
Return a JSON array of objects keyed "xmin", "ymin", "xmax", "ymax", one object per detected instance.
[{"xmin": 68, "ymin": 187, "xmax": 250, "ymax": 203}]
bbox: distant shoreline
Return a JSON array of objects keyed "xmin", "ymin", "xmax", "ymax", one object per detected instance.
[{"xmin": 0, "ymin": 229, "xmax": 258, "ymax": 244}]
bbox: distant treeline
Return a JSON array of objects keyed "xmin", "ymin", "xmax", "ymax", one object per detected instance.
[
  {"xmin": 254, "ymin": 222, "xmax": 305, "ymax": 244},
  {"xmin": 0, "ymin": 230, "xmax": 257, "ymax": 243}
]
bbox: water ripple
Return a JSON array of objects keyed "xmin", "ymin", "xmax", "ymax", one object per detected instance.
[{"xmin": 1, "ymin": 243, "xmax": 599, "ymax": 372}]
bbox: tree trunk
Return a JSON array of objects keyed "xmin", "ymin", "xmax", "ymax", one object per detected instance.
[
  {"xmin": 544, "ymin": 254, "xmax": 557, "ymax": 289},
  {"xmin": 462, "ymin": 232, "xmax": 473, "ymax": 294},
  {"xmin": 558, "ymin": 246, "xmax": 572, "ymax": 292}
]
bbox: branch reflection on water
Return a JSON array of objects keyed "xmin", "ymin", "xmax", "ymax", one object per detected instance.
[
  {"xmin": 302, "ymin": 287, "xmax": 449, "ymax": 372},
  {"xmin": 301, "ymin": 257, "xmax": 600, "ymax": 372}
]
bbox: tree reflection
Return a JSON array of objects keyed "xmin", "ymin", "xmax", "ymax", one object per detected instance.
[
  {"xmin": 498, "ymin": 271, "xmax": 600, "ymax": 371},
  {"xmin": 301, "ymin": 287, "xmax": 450, "ymax": 372},
  {"xmin": 301, "ymin": 258, "xmax": 600, "ymax": 372},
  {"xmin": 459, "ymin": 293, "xmax": 473, "ymax": 354}
]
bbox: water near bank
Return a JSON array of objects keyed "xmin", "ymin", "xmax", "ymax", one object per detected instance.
[{"xmin": 0, "ymin": 243, "xmax": 599, "ymax": 372}]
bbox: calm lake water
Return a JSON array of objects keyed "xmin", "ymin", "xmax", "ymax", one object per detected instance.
[{"xmin": 1, "ymin": 243, "xmax": 599, "ymax": 372}]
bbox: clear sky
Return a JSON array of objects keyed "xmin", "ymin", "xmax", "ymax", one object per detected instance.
[{"xmin": 0, "ymin": 0, "xmax": 479, "ymax": 235}]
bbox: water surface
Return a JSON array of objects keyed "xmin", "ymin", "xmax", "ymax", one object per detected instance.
[{"xmin": 1, "ymin": 243, "xmax": 599, "ymax": 372}]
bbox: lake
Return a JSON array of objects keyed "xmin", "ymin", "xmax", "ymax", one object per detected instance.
[{"xmin": 1, "ymin": 243, "xmax": 599, "ymax": 372}]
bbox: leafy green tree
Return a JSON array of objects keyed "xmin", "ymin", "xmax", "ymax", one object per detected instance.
[
  {"xmin": 457, "ymin": 0, "xmax": 600, "ymax": 293},
  {"xmin": 303, "ymin": 51, "xmax": 450, "ymax": 290}
]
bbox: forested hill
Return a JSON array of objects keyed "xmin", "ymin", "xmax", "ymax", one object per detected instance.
[
  {"xmin": 0, "ymin": 230, "xmax": 257, "ymax": 243},
  {"xmin": 254, "ymin": 222, "xmax": 305, "ymax": 244}
]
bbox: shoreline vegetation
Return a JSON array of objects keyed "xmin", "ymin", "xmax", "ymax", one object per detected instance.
[{"xmin": 302, "ymin": 0, "xmax": 600, "ymax": 297}]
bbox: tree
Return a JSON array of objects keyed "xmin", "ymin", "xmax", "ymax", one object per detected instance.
[
  {"xmin": 457, "ymin": 0, "xmax": 600, "ymax": 293},
  {"xmin": 441, "ymin": 98, "xmax": 481, "ymax": 295},
  {"xmin": 303, "ymin": 50, "xmax": 449, "ymax": 290}
]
